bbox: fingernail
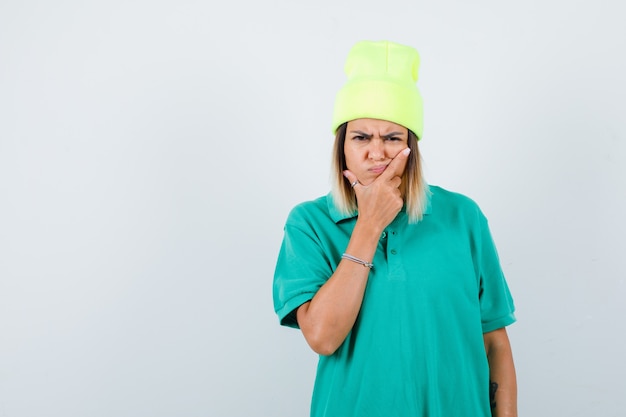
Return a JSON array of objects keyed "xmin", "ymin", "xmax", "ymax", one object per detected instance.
[
  {"xmin": 403, "ymin": 148, "xmax": 411, "ymax": 155},
  {"xmin": 343, "ymin": 170, "xmax": 349, "ymax": 178}
]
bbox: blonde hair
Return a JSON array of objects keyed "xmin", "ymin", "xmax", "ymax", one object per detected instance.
[{"xmin": 330, "ymin": 123, "xmax": 429, "ymax": 224}]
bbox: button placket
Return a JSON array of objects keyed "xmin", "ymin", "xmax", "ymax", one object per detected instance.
[
  {"xmin": 387, "ymin": 229, "xmax": 406, "ymax": 280},
  {"xmin": 388, "ymin": 230, "xmax": 397, "ymax": 255}
]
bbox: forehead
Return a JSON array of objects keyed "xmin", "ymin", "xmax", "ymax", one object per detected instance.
[{"xmin": 346, "ymin": 118, "xmax": 407, "ymax": 134}]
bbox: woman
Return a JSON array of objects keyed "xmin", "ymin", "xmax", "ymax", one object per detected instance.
[{"xmin": 273, "ymin": 40, "xmax": 517, "ymax": 417}]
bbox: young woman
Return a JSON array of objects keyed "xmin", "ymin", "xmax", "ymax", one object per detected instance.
[{"xmin": 273, "ymin": 40, "xmax": 517, "ymax": 417}]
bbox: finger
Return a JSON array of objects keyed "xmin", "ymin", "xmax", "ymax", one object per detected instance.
[
  {"xmin": 342, "ymin": 170, "xmax": 360, "ymax": 188},
  {"xmin": 389, "ymin": 176, "xmax": 402, "ymax": 189},
  {"xmin": 380, "ymin": 148, "xmax": 411, "ymax": 180}
]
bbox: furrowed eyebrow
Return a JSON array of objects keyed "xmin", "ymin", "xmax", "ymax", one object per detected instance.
[
  {"xmin": 349, "ymin": 130, "xmax": 405, "ymax": 139},
  {"xmin": 381, "ymin": 131, "xmax": 405, "ymax": 139},
  {"xmin": 349, "ymin": 130, "xmax": 372, "ymax": 139}
]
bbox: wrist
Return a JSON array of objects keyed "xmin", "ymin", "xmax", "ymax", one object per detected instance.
[
  {"xmin": 343, "ymin": 220, "xmax": 384, "ymax": 263},
  {"xmin": 353, "ymin": 218, "xmax": 385, "ymax": 239}
]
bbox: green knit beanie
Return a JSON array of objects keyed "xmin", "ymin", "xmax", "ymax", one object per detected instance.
[{"xmin": 331, "ymin": 40, "xmax": 424, "ymax": 139}]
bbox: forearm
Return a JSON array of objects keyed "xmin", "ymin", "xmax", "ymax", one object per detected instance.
[
  {"xmin": 485, "ymin": 328, "xmax": 517, "ymax": 417},
  {"xmin": 297, "ymin": 220, "xmax": 381, "ymax": 355}
]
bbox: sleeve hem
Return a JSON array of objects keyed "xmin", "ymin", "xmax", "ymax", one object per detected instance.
[
  {"xmin": 276, "ymin": 292, "xmax": 316, "ymax": 329},
  {"xmin": 482, "ymin": 312, "xmax": 516, "ymax": 333}
]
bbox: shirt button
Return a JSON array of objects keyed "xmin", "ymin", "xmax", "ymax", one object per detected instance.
[{"xmin": 390, "ymin": 249, "xmax": 397, "ymax": 255}]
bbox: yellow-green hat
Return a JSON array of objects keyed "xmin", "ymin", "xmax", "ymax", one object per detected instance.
[{"xmin": 332, "ymin": 40, "xmax": 424, "ymax": 139}]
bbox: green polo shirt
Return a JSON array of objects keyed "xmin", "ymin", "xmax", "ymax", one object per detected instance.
[{"xmin": 273, "ymin": 185, "xmax": 515, "ymax": 417}]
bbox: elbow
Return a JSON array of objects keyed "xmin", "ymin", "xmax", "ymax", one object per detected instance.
[
  {"xmin": 300, "ymin": 323, "xmax": 344, "ymax": 356},
  {"xmin": 297, "ymin": 303, "xmax": 344, "ymax": 356},
  {"xmin": 311, "ymin": 341, "xmax": 339, "ymax": 357},
  {"xmin": 304, "ymin": 329, "xmax": 341, "ymax": 356}
]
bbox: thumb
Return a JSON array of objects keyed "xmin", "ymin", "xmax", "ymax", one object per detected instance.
[{"xmin": 342, "ymin": 170, "xmax": 360, "ymax": 188}]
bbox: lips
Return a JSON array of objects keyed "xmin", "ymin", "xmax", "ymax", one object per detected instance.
[{"xmin": 369, "ymin": 165, "xmax": 388, "ymax": 174}]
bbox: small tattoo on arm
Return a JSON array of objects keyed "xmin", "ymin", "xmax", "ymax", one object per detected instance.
[{"xmin": 489, "ymin": 381, "xmax": 499, "ymax": 410}]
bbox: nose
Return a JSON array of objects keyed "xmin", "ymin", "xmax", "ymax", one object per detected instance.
[{"xmin": 368, "ymin": 139, "xmax": 386, "ymax": 161}]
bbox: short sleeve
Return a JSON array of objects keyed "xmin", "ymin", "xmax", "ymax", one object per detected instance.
[
  {"xmin": 475, "ymin": 211, "xmax": 516, "ymax": 333},
  {"xmin": 273, "ymin": 210, "xmax": 334, "ymax": 328}
]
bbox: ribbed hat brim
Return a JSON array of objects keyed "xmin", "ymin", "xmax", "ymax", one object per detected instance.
[{"xmin": 332, "ymin": 79, "xmax": 423, "ymax": 138}]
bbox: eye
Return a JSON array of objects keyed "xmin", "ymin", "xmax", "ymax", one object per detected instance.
[
  {"xmin": 352, "ymin": 135, "xmax": 367, "ymax": 141},
  {"xmin": 386, "ymin": 136, "xmax": 402, "ymax": 141}
]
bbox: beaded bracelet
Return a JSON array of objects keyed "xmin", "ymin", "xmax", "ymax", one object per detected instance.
[{"xmin": 342, "ymin": 253, "xmax": 374, "ymax": 269}]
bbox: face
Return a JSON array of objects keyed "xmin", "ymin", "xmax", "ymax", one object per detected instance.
[{"xmin": 344, "ymin": 118, "xmax": 409, "ymax": 186}]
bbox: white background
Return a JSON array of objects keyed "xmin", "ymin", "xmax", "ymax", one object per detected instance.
[{"xmin": 1, "ymin": 0, "xmax": 625, "ymax": 416}]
